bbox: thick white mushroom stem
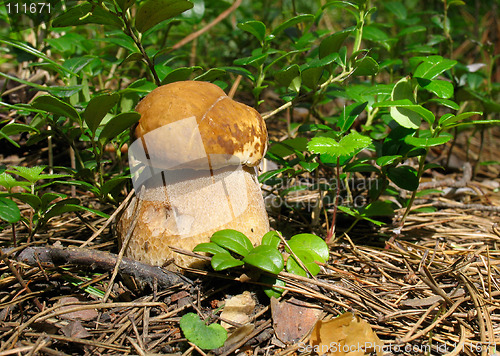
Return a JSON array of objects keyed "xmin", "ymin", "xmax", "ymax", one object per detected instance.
[{"xmin": 117, "ymin": 165, "xmax": 269, "ymax": 268}]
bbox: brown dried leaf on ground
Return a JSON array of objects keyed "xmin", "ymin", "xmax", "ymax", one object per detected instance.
[
  {"xmin": 309, "ymin": 312, "xmax": 383, "ymax": 356},
  {"xmin": 61, "ymin": 320, "xmax": 92, "ymax": 339},
  {"xmin": 271, "ymin": 297, "xmax": 322, "ymax": 344},
  {"xmin": 56, "ymin": 297, "xmax": 98, "ymax": 321}
]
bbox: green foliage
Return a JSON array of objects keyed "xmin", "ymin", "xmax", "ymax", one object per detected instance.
[
  {"xmin": 194, "ymin": 229, "xmax": 329, "ymax": 297},
  {"xmin": 179, "ymin": 313, "xmax": 227, "ymax": 350}
]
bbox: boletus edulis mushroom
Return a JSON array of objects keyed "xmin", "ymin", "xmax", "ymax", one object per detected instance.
[{"xmin": 117, "ymin": 81, "xmax": 270, "ymax": 268}]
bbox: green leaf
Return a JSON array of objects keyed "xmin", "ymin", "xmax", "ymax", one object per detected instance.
[
  {"xmin": 116, "ymin": 0, "xmax": 135, "ymax": 11},
  {"xmin": 0, "ymin": 38, "xmax": 75, "ymax": 76},
  {"xmin": 376, "ymin": 155, "xmax": 402, "ymax": 166},
  {"xmin": 298, "ymin": 124, "xmax": 332, "ymax": 132},
  {"xmin": 179, "ymin": 313, "xmax": 227, "ymax": 350},
  {"xmin": 308, "ymin": 132, "xmax": 371, "ymax": 158},
  {"xmin": 0, "ymin": 173, "xmax": 23, "ymax": 190},
  {"xmin": 343, "ymin": 161, "xmax": 380, "ymax": 173},
  {"xmin": 301, "ymin": 66, "xmax": 323, "ymax": 89},
  {"xmin": 0, "ymin": 72, "xmax": 81, "ymax": 97},
  {"xmin": 287, "ymin": 233, "xmax": 329, "ymax": 262},
  {"xmin": 389, "ymin": 77, "xmax": 420, "ymax": 129},
  {"xmin": 416, "ymin": 78, "xmax": 454, "ymax": 99},
  {"xmin": 8, "ymin": 166, "xmax": 45, "ymax": 183},
  {"xmin": 319, "ymin": 29, "xmax": 352, "ymax": 58},
  {"xmin": 211, "ymin": 253, "xmax": 244, "ymax": 271},
  {"xmin": 261, "ymin": 231, "xmax": 281, "ymax": 249},
  {"xmin": 260, "ymin": 275, "xmax": 285, "ymax": 299},
  {"xmin": 286, "ymin": 249, "xmax": 321, "ymax": 277},
  {"xmin": 135, "ymin": 0, "xmax": 194, "ymax": 33},
  {"xmin": 271, "ymin": 14, "xmax": 314, "ymax": 36},
  {"xmin": 161, "ymin": 66, "xmax": 202, "ymax": 85},
  {"xmin": 385, "ymin": 1, "xmax": 407, "ymax": 18},
  {"xmin": 243, "ymin": 245, "xmax": 284, "ymax": 274},
  {"xmin": 299, "ymin": 161, "xmax": 319, "ymax": 172},
  {"xmin": 52, "ymin": 3, "xmax": 123, "ymax": 27},
  {"xmin": 98, "ymin": 112, "xmax": 141, "ymax": 146},
  {"xmin": 361, "ymin": 200, "xmax": 395, "ymax": 217},
  {"xmin": 63, "ymin": 56, "xmax": 96, "ymax": 75},
  {"xmin": 427, "ymin": 98, "xmax": 460, "ymax": 110},
  {"xmin": 211, "ymin": 229, "xmax": 253, "ymax": 257},
  {"xmin": 41, "ymin": 192, "xmax": 65, "ymax": 210},
  {"xmin": 444, "ymin": 119, "xmax": 499, "ymax": 129},
  {"xmin": 218, "ymin": 66, "xmax": 255, "ymax": 81},
  {"xmin": 0, "ymin": 197, "xmax": 21, "ymax": 223},
  {"xmin": 405, "ymin": 135, "xmax": 452, "ymax": 148},
  {"xmin": 43, "ymin": 202, "xmax": 109, "ymax": 223},
  {"xmin": 233, "ymin": 53, "xmax": 268, "ymax": 67},
  {"xmin": 258, "ymin": 168, "xmax": 289, "ymax": 184},
  {"xmin": 275, "ymin": 64, "xmax": 301, "ymax": 90},
  {"xmin": 387, "ymin": 165, "xmax": 419, "ymax": 191},
  {"xmin": 100, "ymin": 176, "xmax": 129, "ymax": 197},
  {"xmin": 338, "ymin": 102, "xmax": 368, "ymax": 133},
  {"xmin": 413, "ymin": 56, "xmax": 457, "ymax": 80},
  {"xmin": 31, "ymin": 95, "xmax": 80, "ymax": 121},
  {"xmin": 193, "ymin": 242, "xmax": 231, "ymax": 255},
  {"xmin": 352, "ymin": 56, "xmax": 379, "ymax": 76},
  {"xmin": 1, "ymin": 123, "xmax": 39, "ymax": 137},
  {"xmin": 8, "ymin": 193, "xmax": 42, "ymax": 210},
  {"xmin": 83, "ymin": 93, "xmax": 120, "ymax": 135},
  {"xmin": 194, "ymin": 68, "xmax": 226, "ymax": 82},
  {"xmin": 238, "ymin": 20, "xmax": 266, "ymax": 43},
  {"xmin": 439, "ymin": 111, "xmax": 481, "ymax": 126}
]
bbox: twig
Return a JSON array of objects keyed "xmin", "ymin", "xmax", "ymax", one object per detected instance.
[
  {"xmin": 170, "ymin": 0, "xmax": 243, "ymax": 52},
  {"xmin": 0, "ymin": 247, "xmax": 44, "ymax": 312},
  {"xmin": 80, "ymin": 189, "xmax": 135, "ymax": 248},
  {"xmin": 102, "ymin": 194, "xmax": 143, "ymax": 303},
  {"xmin": 13, "ymin": 246, "xmax": 189, "ymax": 289}
]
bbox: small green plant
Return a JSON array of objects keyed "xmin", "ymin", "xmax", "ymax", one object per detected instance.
[
  {"xmin": 0, "ymin": 165, "xmax": 108, "ymax": 239},
  {"xmin": 194, "ymin": 229, "xmax": 329, "ymax": 298},
  {"xmin": 179, "ymin": 312, "xmax": 227, "ymax": 350}
]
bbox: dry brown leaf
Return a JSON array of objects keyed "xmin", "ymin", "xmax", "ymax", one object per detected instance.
[
  {"xmin": 61, "ymin": 320, "xmax": 92, "ymax": 339},
  {"xmin": 309, "ymin": 312, "xmax": 383, "ymax": 356},
  {"xmin": 220, "ymin": 291, "xmax": 256, "ymax": 329},
  {"xmin": 57, "ymin": 297, "xmax": 98, "ymax": 321},
  {"xmin": 271, "ymin": 297, "xmax": 322, "ymax": 344}
]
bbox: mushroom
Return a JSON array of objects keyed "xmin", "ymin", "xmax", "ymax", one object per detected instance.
[{"xmin": 117, "ymin": 81, "xmax": 270, "ymax": 268}]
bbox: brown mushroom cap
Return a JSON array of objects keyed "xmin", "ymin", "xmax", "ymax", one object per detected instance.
[{"xmin": 134, "ymin": 81, "xmax": 268, "ymax": 170}]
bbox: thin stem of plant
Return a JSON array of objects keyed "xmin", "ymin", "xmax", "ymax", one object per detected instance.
[
  {"xmin": 326, "ymin": 156, "xmax": 341, "ymax": 243},
  {"xmin": 121, "ymin": 11, "xmax": 160, "ymax": 86},
  {"xmin": 399, "ymin": 151, "xmax": 428, "ymax": 227}
]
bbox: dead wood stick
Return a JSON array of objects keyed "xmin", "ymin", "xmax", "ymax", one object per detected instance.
[
  {"xmin": 419, "ymin": 162, "xmax": 472, "ymax": 190},
  {"xmin": 430, "ymin": 201, "xmax": 500, "ymax": 212},
  {"xmin": 13, "ymin": 246, "xmax": 191, "ymax": 288},
  {"xmin": 170, "ymin": 0, "xmax": 242, "ymax": 52}
]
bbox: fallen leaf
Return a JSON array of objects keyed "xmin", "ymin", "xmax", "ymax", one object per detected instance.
[
  {"xmin": 309, "ymin": 312, "xmax": 383, "ymax": 356},
  {"xmin": 220, "ymin": 291, "xmax": 255, "ymax": 329},
  {"xmin": 271, "ymin": 297, "xmax": 322, "ymax": 344},
  {"xmin": 57, "ymin": 297, "xmax": 98, "ymax": 321},
  {"xmin": 61, "ymin": 320, "xmax": 92, "ymax": 338}
]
